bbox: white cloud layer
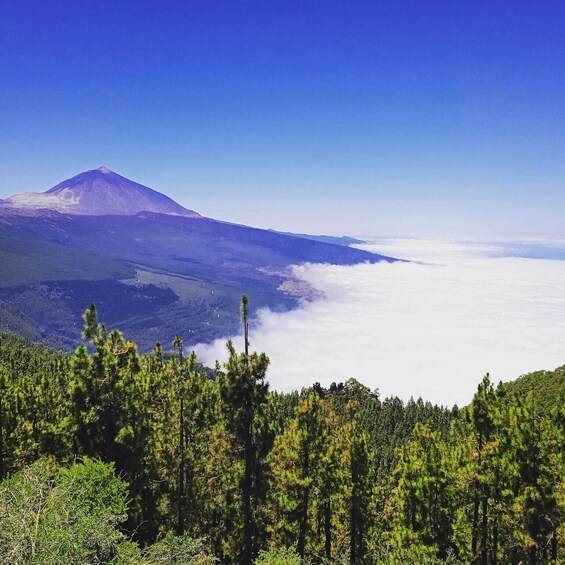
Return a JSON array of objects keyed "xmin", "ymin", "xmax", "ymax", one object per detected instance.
[{"xmin": 194, "ymin": 239, "xmax": 565, "ymax": 407}]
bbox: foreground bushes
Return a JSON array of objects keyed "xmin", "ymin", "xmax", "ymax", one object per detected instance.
[{"xmin": 0, "ymin": 458, "xmax": 212, "ymax": 565}]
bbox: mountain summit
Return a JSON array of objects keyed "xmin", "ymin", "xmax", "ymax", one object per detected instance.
[{"xmin": 6, "ymin": 167, "xmax": 200, "ymax": 217}]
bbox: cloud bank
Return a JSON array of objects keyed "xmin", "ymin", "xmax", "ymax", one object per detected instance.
[{"xmin": 194, "ymin": 239, "xmax": 565, "ymax": 407}]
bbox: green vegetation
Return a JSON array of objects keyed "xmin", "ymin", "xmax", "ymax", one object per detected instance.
[
  {"xmin": 0, "ymin": 458, "xmax": 213, "ymax": 564},
  {"xmin": 501, "ymin": 365, "xmax": 565, "ymax": 414},
  {"xmin": 0, "ymin": 211, "xmax": 388, "ymax": 351},
  {"xmin": 0, "ymin": 302, "xmax": 564, "ymax": 564}
]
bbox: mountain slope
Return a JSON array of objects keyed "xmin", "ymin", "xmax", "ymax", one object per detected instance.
[
  {"xmin": 0, "ymin": 168, "xmax": 395, "ymax": 351},
  {"xmin": 271, "ymin": 230, "xmax": 365, "ymax": 246},
  {"xmin": 501, "ymin": 365, "xmax": 565, "ymax": 413},
  {"xmin": 6, "ymin": 166, "xmax": 200, "ymax": 216}
]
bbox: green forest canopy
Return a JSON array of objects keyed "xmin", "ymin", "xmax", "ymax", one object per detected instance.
[{"xmin": 0, "ymin": 303, "xmax": 564, "ymax": 564}]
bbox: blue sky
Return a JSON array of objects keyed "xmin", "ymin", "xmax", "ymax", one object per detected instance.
[{"xmin": 1, "ymin": 1, "xmax": 564, "ymax": 237}]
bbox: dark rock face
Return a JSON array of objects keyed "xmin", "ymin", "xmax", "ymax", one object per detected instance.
[{"xmin": 7, "ymin": 166, "xmax": 200, "ymax": 217}]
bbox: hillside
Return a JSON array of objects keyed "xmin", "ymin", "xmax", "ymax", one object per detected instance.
[
  {"xmin": 0, "ymin": 168, "xmax": 395, "ymax": 351},
  {"xmin": 501, "ymin": 364, "xmax": 565, "ymax": 413}
]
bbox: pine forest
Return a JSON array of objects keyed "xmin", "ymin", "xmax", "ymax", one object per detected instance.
[{"xmin": 0, "ymin": 301, "xmax": 564, "ymax": 565}]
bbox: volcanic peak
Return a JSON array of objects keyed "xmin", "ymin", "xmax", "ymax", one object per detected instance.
[{"xmin": 6, "ymin": 167, "xmax": 200, "ymax": 217}]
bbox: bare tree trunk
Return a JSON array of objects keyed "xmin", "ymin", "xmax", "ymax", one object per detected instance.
[
  {"xmin": 242, "ymin": 430, "xmax": 254, "ymax": 565},
  {"xmin": 297, "ymin": 484, "xmax": 310, "ymax": 558},
  {"xmin": 178, "ymin": 396, "xmax": 185, "ymax": 534},
  {"xmin": 324, "ymin": 499, "xmax": 332, "ymax": 561},
  {"xmin": 481, "ymin": 489, "xmax": 488, "ymax": 565}
]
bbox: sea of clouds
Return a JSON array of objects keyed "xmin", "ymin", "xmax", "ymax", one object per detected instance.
[{"xmin": 194, "ymin": 238, "xmax": 565, "ymax": 407}]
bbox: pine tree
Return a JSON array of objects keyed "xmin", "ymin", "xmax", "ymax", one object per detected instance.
[
  {"xmin": 218, "ymin": 296, "xmax": 270, "ymax": 564},
  {"xmin": 266, "ymin": 390, "xmax": 328, "ymax": 559},
  {"xmin": 470, "ymin": 374, "xmax": 498, "ymax": 564},
  {"xmin": 173, "ymin": 333, "xmax": 186, "ymax": 535}
]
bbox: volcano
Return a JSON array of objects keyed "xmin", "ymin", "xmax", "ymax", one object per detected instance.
[
  {"xmin": 0, "ymin": 167, "xmax": 396, "ymax": 351},
  {"xmin": 6, "ymin": 166, "xmax": 200, "ymax": 216}
]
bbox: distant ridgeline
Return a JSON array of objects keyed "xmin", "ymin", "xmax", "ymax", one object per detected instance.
[
  {"xmin": 0, "ymin": 304, "xmax": 564, "ymax": 564},
  {"xmin": 0, "ymin": 167, "xmax": 395, "ymax": 352}
]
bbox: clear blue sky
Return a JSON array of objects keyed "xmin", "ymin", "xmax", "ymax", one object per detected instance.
[{"xmin": 1, "ymin": 1, "xmax": 564, "ymax": 237}]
